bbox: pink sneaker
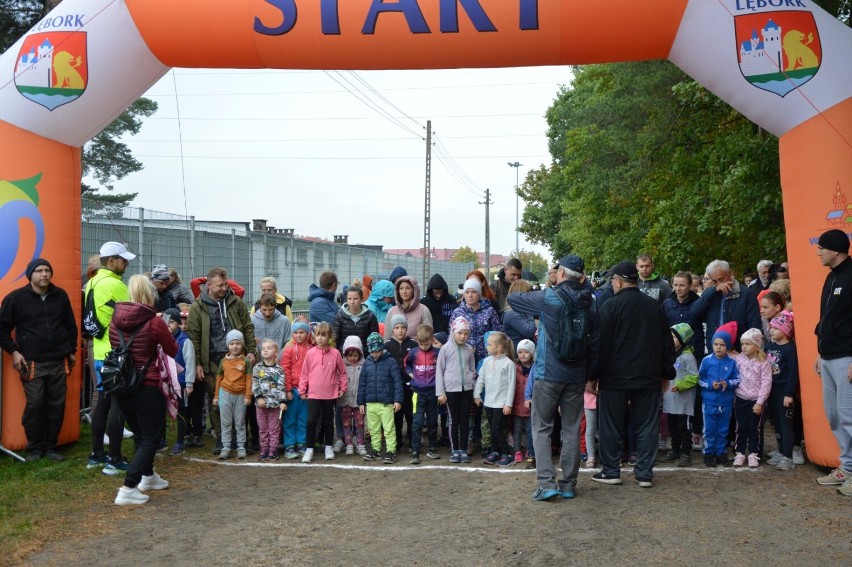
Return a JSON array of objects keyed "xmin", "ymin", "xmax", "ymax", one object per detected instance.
[
  {"xmin": 514, "ymin": 451, "xmax": 523, "ymax": 463},
  {"xmin": 747, "ymin": 453, "xmax": 760, "ymax": 468},
  {"xmin": 733, "ymin": 453, "xmax": 746, "ymax": 467}
]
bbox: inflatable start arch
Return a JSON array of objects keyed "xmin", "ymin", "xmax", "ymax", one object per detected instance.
[{"xmin": 0, "ymin": 0, "xmax": 850, "ymax": 466}]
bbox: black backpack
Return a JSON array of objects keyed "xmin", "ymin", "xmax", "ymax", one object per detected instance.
[
  {"xmin": 549, "ymin": 287, "xmax": 589, "ymax": 363},
  {"xmin": 100, "ymin": 327, "xmax": 156, "ymax": 397},
  {"xmin": 82, "ymin": 280, "xmax": 113, "ymax": 339}
]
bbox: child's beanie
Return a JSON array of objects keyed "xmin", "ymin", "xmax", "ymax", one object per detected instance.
[
  {"xmin": 367, "ymin": 332, "xmax": 385, "ymax": 352},
  {"xmin": 769, "ymin": 310, "xmax": 794, "ymax": 339},
  {"xmin": 390, "ymin": 314, "xmax": 408, "ymax": 329},
  {"xmin": 451, "ymin": 317, "xmax": 470, "ymax": 334},
  {"xmin": 712, "ymin": 321, "xmax": 737, "ymax": 350},
  {"xmin": 292, "ymin": 321, "xmax": 310, "ymax": 334},
  {"xmin": 226, "ymin": 329, "xmax": 245, "ymax": 346},
  {"xmin": 670, "ymin": 323, "xmax": 694, "ymax": 347},
  {"xmin": 740, "ymin": 328, "xmax": 764, "ymax": 349},
  {"xmin": 517, "ymin": 339, "xmax": 536, "ymax": 359}
]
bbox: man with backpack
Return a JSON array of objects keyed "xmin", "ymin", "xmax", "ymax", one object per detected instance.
[
  {"xmin": 591, "ymin": 261, "xmax": 676, "ymax": 488},
  {"xmin": 0, "ymin": 258, "xmax": 77, "ymax": 462},
  {"xmin": 507, "ymin": 254, "xmax": 599, "ymax": 501},
  {"xmin": 83, "ymin": 241, "xmax": 135, "ymax": 474}
]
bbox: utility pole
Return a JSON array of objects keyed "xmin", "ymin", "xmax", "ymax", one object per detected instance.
[
  {"xmin": 507, "ymin": 161, "xmax": 522, "ymax": 254},
  {"xmin": 479, "ymin": 188, "xmax": 493, "ymax": 276},
  {"xmin": 423, "ymin": 120, "xmax": 432, "ymax": 285}
]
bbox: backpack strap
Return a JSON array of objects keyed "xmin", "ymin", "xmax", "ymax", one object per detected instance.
[{"xmin": 117, "ymin": 325, "xmax": 157, "ymax": 374}]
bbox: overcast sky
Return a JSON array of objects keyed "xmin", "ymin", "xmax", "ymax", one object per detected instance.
[{"xmin": 102, "ymin": 65, "xmax": 574, "ymax": 260}]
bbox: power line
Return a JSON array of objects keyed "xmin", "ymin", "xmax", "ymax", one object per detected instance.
[
  {"xmin": 148, "ymin": 113, "xmax": 544, "ymax": 121},
  {"xmin": 133, "ymin": 153, "xmax": 548, "ymax": 160},
  {"xmin": 124, "ymin": 133, "xmax": 543, "ymax": 143}
]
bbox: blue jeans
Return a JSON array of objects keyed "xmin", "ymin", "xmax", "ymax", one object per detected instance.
[
  {"xmin": 283, "ymin": 388, "xmax": 307, "ymax": 447},
  {"xmin": 411, "ymin": 390, "xmax": 438, "ymax": 453}
]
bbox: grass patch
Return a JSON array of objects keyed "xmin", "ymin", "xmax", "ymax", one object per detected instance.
[{"xmin": 0, "ymin": 421, "xmax": 208, "ymax": 564}]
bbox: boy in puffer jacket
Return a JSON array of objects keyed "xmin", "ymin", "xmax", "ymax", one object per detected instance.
[
  {"xmin": 338, "ymin": 336, "xmax": 367, "ymax": 456},
  {"xmin": 358, "ymin": 333, "xmax": 403, "ymax": 464}
]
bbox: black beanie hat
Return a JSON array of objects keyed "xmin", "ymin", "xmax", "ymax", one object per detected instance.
[
  {"xmin": 817, "ymin": 229, "xmax": 850, "ymax": 254},
  {"xmin": 26, "ymin": 258, "xmax": 52, "ymax": 281}
]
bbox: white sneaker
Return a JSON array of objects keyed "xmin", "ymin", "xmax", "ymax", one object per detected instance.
[
  {"xmin": 766, "ymin": 453, "xmax": 784, "ymax": 466},
  {"xmin": 301, "ymin": 448, "xmax": 313, "ymax": 463},
  {"xmin": 123, "ymin": 428, "xmax": 134, "ymax": 438},
  {"xmin": 356, "ymin": 445, "xmax": 368, "ymax": 456},
  {"xmin": 733, "ymin": 453, "xmax": 746, "ymax": 467},
  {"xmin": 138, "ymin": 472, "xmax": 169, "ymax": 491},
  {"xmin": 332, "ymin": 440, "xmax": 344, "ymax": 453},
  {"xmin": 747, "ymin": 453, "xmax": 760, "ymax": 468},
  {"xmin": 115, "ymin": 486, "xmax": 149, "ymax": 505},
  {"xmin": 345, "ymin": 444, "xmax": 354, "ymax": 456},
  {"xmin": 325, "ymin": 446, "xmax": 335, "ymax": 460},
  {"xmin": 792, "ymin": 446, "xmax": 805, "ymax": 465}
]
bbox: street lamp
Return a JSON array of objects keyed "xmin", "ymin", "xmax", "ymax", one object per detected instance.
[{"xmin": 507, "ymin": 161, "xmax": 522, "ymax": 254}]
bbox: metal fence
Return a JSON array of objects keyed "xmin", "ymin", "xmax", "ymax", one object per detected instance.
[{"xmin": 81, "ymin": 198, "xmax": 474, "ymax": 306}]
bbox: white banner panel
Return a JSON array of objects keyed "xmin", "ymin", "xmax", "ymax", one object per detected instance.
[
  {"xmin": 0, "ymin": 0, "xmax": 168, "ymax": 147},
  {"xmin": 669, "ymin": 0, "xmax": 852, "ymax": 138}
]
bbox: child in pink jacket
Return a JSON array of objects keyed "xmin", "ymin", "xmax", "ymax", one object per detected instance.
[
  {"xmin": 732, "ymin": 328, "xmax": 772, "ymax": 468},
  {"xmin": 298, "ymin": 322, "xmax": 347, "ymax": 463}
]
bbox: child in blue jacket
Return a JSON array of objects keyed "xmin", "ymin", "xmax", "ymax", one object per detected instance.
[
  {"xmin": 698, "ymin": 322, "xmax": 740, "ymax": 467},
  {"xmin": 358, "ymin": 333, "xmax": 403, "ymax": 463}
]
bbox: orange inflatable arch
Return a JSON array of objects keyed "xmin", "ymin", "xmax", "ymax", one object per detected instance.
[{"xmin": 0, "ymin": 0, "xmax": 850, "ymax": 467}]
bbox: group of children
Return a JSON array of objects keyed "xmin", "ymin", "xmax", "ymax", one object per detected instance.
[{"xmin": 660, "ymin": 310, "xmax": 799, "ymax": 471}]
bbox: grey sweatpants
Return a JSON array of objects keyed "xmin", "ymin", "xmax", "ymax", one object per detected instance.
[
  {"xmin": 218, "ymin": 389, "xmax": 247, "ymax": 450},
  {"xmin": 821, "ymin": 356, "xmax": 852, "ymax": 471},
  {"xmin": 531, "ymin": 380, "xmax": 584, "ymax": 491}
]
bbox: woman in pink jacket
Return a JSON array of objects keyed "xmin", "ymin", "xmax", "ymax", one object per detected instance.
[{"xmin": 298, "ymin": 322, "xmax": 347, "ymax": 463}]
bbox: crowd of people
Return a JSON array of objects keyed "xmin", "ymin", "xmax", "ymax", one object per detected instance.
[{"xmin": 0, "ymin": 229, "xmax": 849, "ymax": 505}]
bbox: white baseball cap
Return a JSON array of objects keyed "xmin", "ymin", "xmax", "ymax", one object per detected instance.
[{"xmin": 99, "ymin": 241, "xmax": 136, "ymax": 261}]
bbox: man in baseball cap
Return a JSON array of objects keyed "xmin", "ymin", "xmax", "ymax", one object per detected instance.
[{"xmin": 99, "ymin": 241, "xmax": 136, "ymax": 261}]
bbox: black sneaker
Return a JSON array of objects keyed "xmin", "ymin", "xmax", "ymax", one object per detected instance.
[
  {"xmin": 25, "ymin": 451, "xmax": 43, "ymax": 462},
  {"xmin": 659, "ymin": 451, "xmax": 680, "ymax": 463},
  {"xmin": 363, "ymin": 449, "xmax": 379, "ymax": 461},
  {"xmin": 45, "ymin": 450, "xmax": 64, "ymax": 462},
  {"xmin": 704, "ymin": 454, "xmax": 717, "ymax": 467},
  {"xmin": 410, "ymin": 452, "xmax": 420, "ymax": 465},
  {"xmin": 426, "ymin": 448, "xmax": 440, "ymax": 460},
  {"xmin": 383, "ymin": 452, "xmax": 396, "ymax": 464},
  {"xmin": 193, "ymin": 436, "xmax": 205, "ymax": 447},
  {"xmin": 716, "ymin": 454, "xmax": 731, "ymax": 467},
  {"xmin": 591, "ymin": 472, "xmax": 623, "ymax": 485}
]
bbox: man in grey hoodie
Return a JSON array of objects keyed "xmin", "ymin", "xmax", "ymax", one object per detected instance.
[{"xmin": 251, "ymin": 293, "xmax": 292, "ymax": 353}]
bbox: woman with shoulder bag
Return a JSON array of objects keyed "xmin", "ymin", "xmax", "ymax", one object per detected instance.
[{"xmin": 110, "ymin": 275, "xmax": 178, "ymax": 505}]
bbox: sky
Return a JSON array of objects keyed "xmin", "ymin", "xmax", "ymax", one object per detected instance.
[{"xmin": 101, "ymin": 65, "xmax": 575, "ymax": 261}]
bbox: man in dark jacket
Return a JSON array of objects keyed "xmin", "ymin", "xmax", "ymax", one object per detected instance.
[
  {"xmin": 690, "ymin": 259, "xmax": 761, "ymax": 352},
  {"xmin": 0, "ymin": 258, "xmax": 77, "ymax": 462},
  {"xmin": 813, "ymin": 229, "xmax": 852, "ymax": 493},
  {"xmin": 308, "ymin": 271, "xmax": 340, "ymax": 324},
  {"xmin": 508, "ymin": 254, "xmax": 599, "ymax": 501},
  {"xmin": 592, "ymin": 261, "xmax": 676, "ymax": 488},
  {"xmin": 420, "ymin": 273, "xmax": 457, "ymax": 334},
  {"xmin": 493, "ymin": 258, "xmax": 523, "ymax": 316}
]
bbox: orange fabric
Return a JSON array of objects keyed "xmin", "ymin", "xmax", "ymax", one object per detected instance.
[
  {"xmin": 215, "ymin": 356, "xmax": 252, "ymax": 398},
  {"xmin": 778, "ymin": 97, "xmax": 852, "ymax": 469},
  {"xmin": 0, "ymin": 121, "xmax": 80, "ymax": 452}
]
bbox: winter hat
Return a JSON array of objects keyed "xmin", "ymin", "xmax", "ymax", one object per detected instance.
[
  {"xmin": 483, "ymin": 331, "xmax": 495, "ymax": 346},
  {"xmin": 390, "ymin": 314, "xmax": 408, "ymax": 329},
  {"xmin": 740, "ymin": 328, "xmax": 764, "ymax": 349},
  {"xmin": 367, "ymin": 332, "xmax": 385, "ymax": 353},
  {"xmin": 25, "ymin": 258, "xmax": 52, "ymax": 280},
  {"xmin": 451, "ymin": 317, "xmax": 471, "ymax": 334},
  {"xmin": 434, "ymin": 332, "xmax": 449, "ymax": 345},
  {"xmin": 150, "ymin": 264, "xmax": 170, "ymax": 282},
  {"xmin": 517, "ymin": 339, "xmax": 536, "ymax": 359},
  {"xmin": 463, "ymin": 277, "xmax": 482, "ymax": 295},
  {"xmin": 163, "ymin": 308, "xmax": 181, "ymax": 325},
  {"xmin": 770, "ymin": 310, "xmax": 794, "ymax": 339},
  {"xmin": 342, "ymin": 335, "xmax": 363, "ymax": 357},
  {"xmin": 712, "ymin": 321, "xmax": 738, "ymax": 350},
  {"xmin": 817, "ymin": 229, "xmax": 850, "ymax": 254},
  {"xmin": 670, "ymin": 323, "xmax": 694, "ymax": 348},
  {"xmin": 292, "ymin": 321, "xmax": 310, "ymax": 334},
  {"xmin": 225, "ymin": 329, "xmax": 245, "ymax": 346},
  {"xmin": 389, "ymin": 266, "xmax": 408, "ymax": 283}
]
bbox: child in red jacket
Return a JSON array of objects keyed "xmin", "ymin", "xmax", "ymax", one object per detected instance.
[{"xmin": 280, "ymin": 318, "xmax": 312, "ymax": 459}]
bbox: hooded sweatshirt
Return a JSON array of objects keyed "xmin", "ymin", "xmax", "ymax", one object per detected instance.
[
  {"xmin": 338, "ymin": 336, "xmax": 364, "ymax": 407},
  {"xmin": 308, "ymin": 283, "xmax": 339, "ymax": 324},
  {"xmin": 383, "ymin": 276, "xmax": 433, "ymax": 340},
  {"xmin": 365, "ymin": 280, "xmax": 395, "ymax": 324},
  {"xmin": 251, "ymin": 308, "xmax": 292, "ymax": 352},
  {"xmin": 420, "ymin": 273, "xmax": 458, "ymax": 334}
]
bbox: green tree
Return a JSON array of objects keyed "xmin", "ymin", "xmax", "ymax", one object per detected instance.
[
  {"xmin": 510, "ymin": 249, "xmax": 548, "ymax": 281},
  {"xmin": 1, "ymin": 0, "xmax": 156, "ymax": 214},
  {"xmin": 451, "ymin": 246, "xmax": 480, "ymax": 268}
]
